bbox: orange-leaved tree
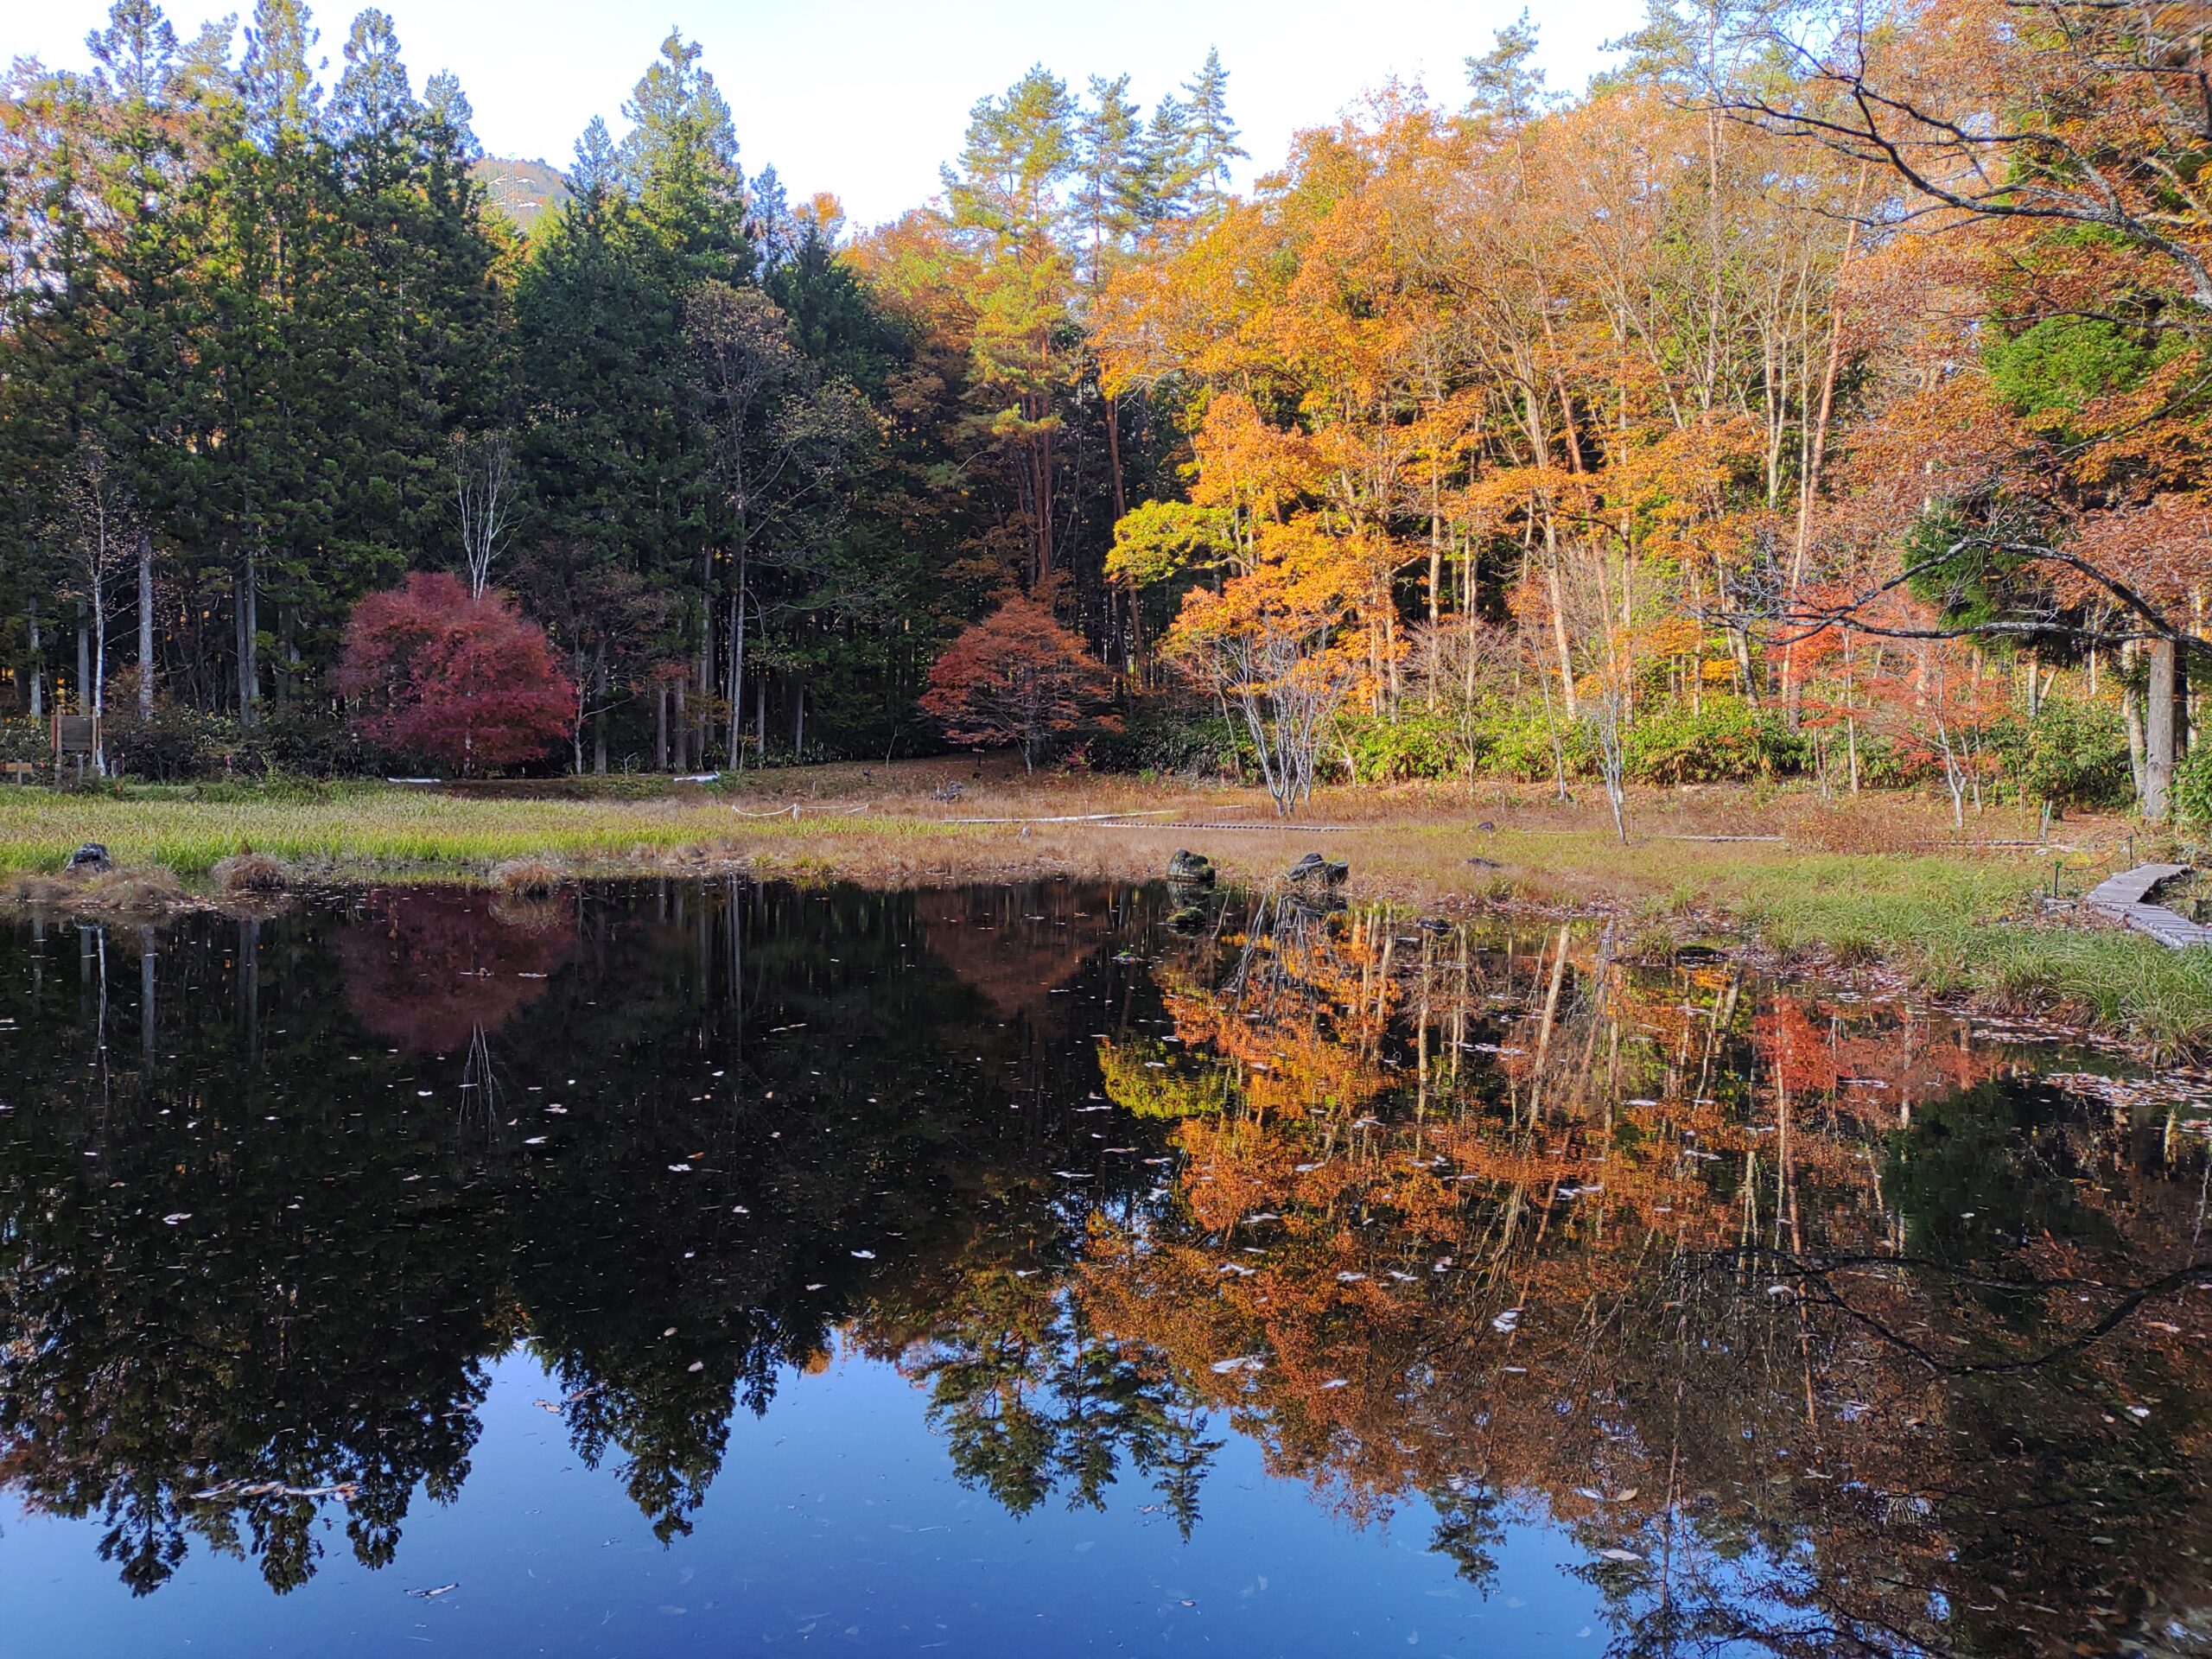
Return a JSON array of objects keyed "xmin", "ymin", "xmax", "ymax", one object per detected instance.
[
  {"xmin": 921, "ymin": 595, "xmax": 1120, "ymax": 771},
  {"xmin": 1163, "ymin": 519, "xmax": 1358, "ymax": 816}
]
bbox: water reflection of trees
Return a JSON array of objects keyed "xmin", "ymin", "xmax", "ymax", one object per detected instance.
[
  {"xmin": 335, "ymin": 887, "xmax": 576, "ymax": 1054},
  {"xmin": 3, "ymin": 886, "xmax": 2209, "ymax": 1655},
  {"xmin": 1077, "ymin": 899, "xmax": 2212, "ymax": 1656},
  {"xmin": 0, "ymin": 883, "xmax": 1173, "ymax": 1586}
]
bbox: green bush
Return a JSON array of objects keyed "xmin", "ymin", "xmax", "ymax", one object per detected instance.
[
  {"xmin": 251, "ymin": 703, "xmax": 391, "ymax": 778},
  {"xmin": 99, "ymin": 703, "xmax": 386, "ymax": 782},
  {"xmin": 104, "ymin": 705, "xmax": 235, "ymax": 781},
  {"xmin": 1091, "ymin": 696, "xmax": 1246, "ymax": 778},
  {"xmin": 1470, "ymin": 704, "xmax": 1595, "ymax": 782},
  {"xmin": 1338, "ymin": 711, "xmax": 1465, "ymax": 782},
  {"xmin": 0, "ymin": 717, "xmax": 46, "ymax": 768},
  {"xmin": 2012, "ymin": 693, "xmax": 2132, "ymax": 809},
  {"xmin": 1623, "ymin": 697, "xmax": 1791, "ymax": 784},
  {"xmin": 1841, "ymin": 729, "xmax": 1930, "ymax": 789},
  {"xmin": 2173, "ymin": 739, "xmax": 2212, "ymax": 830}
]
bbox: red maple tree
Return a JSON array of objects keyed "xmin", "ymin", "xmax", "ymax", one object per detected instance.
[
  {"xmin": 920, "ymin": 595, "xmax": 1120, "ymax": 771},
  {"xmin": 338, "ymin": 573, "xmax": 575, "ymax": 774}
]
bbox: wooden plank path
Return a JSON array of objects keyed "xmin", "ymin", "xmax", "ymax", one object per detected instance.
[{"xmin": 2082, "ymin": 863, "xmax": 2212, "ymax": 949}]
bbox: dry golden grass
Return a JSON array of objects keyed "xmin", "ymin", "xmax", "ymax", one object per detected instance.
[
  {"xmin": 3, "ymin": 760, "xmax": 2197, "ymax": 1046},
  {"xmin": 490, "ymin": 855, "xmax": 568, "ymax": 896},
  {"xmin": 0, "ymin": 863, "xmax": 194, "ymax": 915},
  {"xmin": 211, "ymin": 851, "xmax": 293, "ymax": 893},
  {"xmin": 0, "ymin": 759, "xmax": 2129, "ymax": 913}
]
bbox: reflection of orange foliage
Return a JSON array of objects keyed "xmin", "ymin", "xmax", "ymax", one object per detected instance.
[
  {"xmin": 1071, "ymin": 903, "xmax": 2212, "ymax": 1650},
  {"xmin": 918, "ymin": 884, "xmax": 1127, "ymax": 1027},
  {"xmin": 337, "ymin": 888, "xmax": 575, "ymax": 1053}
]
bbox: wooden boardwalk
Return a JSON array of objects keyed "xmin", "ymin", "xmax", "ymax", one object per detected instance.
[{"xmin": 2082, "ymin": 863, "xmax": 2212, "ymax": 949}]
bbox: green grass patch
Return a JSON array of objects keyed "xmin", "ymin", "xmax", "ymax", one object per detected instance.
[
  {"xmin": 1728, "ymin": 852, "xmax": 2212, "ymax": 1054},
  {"xmin": 0, "ymin": 783, "xmax": 925, "ymax": 877}
]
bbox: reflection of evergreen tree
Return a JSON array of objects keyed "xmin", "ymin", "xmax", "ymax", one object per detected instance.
[
  {"xmin": 0, "ymin": 880, "xmax": 1178, "ymax": 1584},
  {"xmin": 912, "ymin": 1287, "xmax": 1219, "ymax": 1522},
  {"xmin": 0, "ymin": 908, "xmax": 511, "ymax": 1592},
  {"xmin": 1423, "ymin": 1479, "xmax": 1503, "ymax": 1595}
]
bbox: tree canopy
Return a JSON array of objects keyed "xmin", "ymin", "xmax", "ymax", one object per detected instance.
[{"xmin": 0, "ymin": 2, "xmax": 2196, "ymax": 817}]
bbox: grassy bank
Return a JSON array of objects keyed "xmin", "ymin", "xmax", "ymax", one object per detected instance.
[
  {"xmin": 1, "ymin": 763, "xmax": 2198, "ymax": 1051},
  {"xmin": 1726, "ymin": 854, "xmax": 2212, "ymax": 1054}
]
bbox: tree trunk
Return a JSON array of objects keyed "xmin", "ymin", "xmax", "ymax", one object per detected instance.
[
  {"xmin": 235, "ymin": 552, "xmax": 258, "ymax": 728},
  {"xmin": 594, "ymin": 672, "xmax": 608, "ymax": 774},
  {"xmin": 2146, "ymin": 636, "xmax": 2177, "ymax": 822},
  {"xmin": 2125, "ymin": 663, "xmax": 2147, "ymax": 804},
  {"xmin": 655, "ymin": 683, "xmax": 668, "ymax": 772},
  {"xmin": 27, "ymin": 600, "xmax": 41, "ymax": 719},
  {"xmin": 726, "ymin": 565, "xmax": 746, "ymax": 768},
  {"xmin": 137, "ymin": 529, "xmax": 155, "ymax": 715},
  {"xmin": 1106, "ymin": 393, "xmax": 1146, "ymax": 680},
  {"xmin": 1544, "ymin": 542, "xmax": 1577, "ymax": 718}
]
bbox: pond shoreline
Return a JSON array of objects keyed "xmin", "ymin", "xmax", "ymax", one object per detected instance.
[
  {"xmin": 4, "ymin": 862, "xmax": 2194, "ymax": 1071},
  {"xmin": 2, "ymin": 767, "xmax": 2202, "ymax": 1054}
]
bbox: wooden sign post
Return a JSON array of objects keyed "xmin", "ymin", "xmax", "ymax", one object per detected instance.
[{"xmin": 52, "ymin": 711, "xmax": 99, "ymax": 784}]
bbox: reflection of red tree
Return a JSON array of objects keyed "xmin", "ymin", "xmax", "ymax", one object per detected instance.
[
  {"xmin": 337, "ymin": 888, "xmax": 575, "ymax": 1053},
  {"xmin": 918, "ymin": 885, "xmax": 1123, "ymax": 1027}
]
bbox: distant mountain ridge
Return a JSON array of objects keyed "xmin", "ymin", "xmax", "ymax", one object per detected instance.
[{"xmin": 473, "ymin": 156, "xmax": 571, "ymax": 234}]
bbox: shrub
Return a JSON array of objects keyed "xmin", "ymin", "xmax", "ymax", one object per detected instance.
[
  {"xmin": 104, "ymin": 705, "xmax": 228, "ymax": 781},
  {"xmin": 1624, "ymin": 698, "xmax": 1791, "ymax": 785},
  {"xmin": 1091, "ymin": 696, "xmax": 1245, "ymax": 778},
  {"xmin": 2173, "ymin": 739, "xmax": 2212, "ymax": 830},
  {"xmin": 2013, "ymin": 693, "xmax": 2132, "ymax": 809},
  {"xmin": 1470, "ymin": 704, "xmax": 1596, "ymax": 782},
  {"xmin": 339, "ymin": 574, "xmax": 575, "ymax": 775},
  {"xmin": 1337, "ymin": 712, "xmax": 1465, "ymax": 783},
  {"xmin": 255, "ymin": 703, "xmax": 390, "ymax": 779},
  {"xmin": 0, "ymin": 717, "xmax": 48, "ymax": 770},
  {"xmin": 90, "ymin": 703, "xmax": 385, "ymax": 784}
]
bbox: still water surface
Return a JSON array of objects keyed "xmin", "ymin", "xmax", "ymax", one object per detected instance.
[{"xmin": 1, "ymin": 880, "xmax": 2209, "ymax": 1656}]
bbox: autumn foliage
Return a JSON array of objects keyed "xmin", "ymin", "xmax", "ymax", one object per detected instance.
[
  {"xmin": 919, "ymin": 594, "xmax": 1121, "ymax": 769},
  {"xmin": 338, "ymin": 573, "xmax": 575, "ymax": 774}
]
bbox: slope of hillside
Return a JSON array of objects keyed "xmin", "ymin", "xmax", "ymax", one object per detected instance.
[{"xmin": 473, "ymin": 157, "xmax": 571, "ymax": 234}]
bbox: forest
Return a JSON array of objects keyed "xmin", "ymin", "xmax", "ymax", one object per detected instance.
[{"xmin": 3, "ymin": 1, "xmax": 2208, "ymax": 824}]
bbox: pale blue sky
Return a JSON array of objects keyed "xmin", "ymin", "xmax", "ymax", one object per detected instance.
[{"xmin": 15, "ymin": 1, "xmax": 1649, "ymax": 227}]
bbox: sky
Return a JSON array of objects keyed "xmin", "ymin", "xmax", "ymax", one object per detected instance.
[{"xmin": 13, "ymin": 1, "xmax": 1651, "ymax": 227}]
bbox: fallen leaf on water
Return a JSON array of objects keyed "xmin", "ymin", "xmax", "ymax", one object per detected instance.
[{"xmin": 1598, "ymin": 1548, "xmax": 1643, "ymax": 1564}]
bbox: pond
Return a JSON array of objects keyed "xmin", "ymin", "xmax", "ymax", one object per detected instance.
[{"xmin": 1, "ymin": 879, "xmax": 2209, "ymax": 1656}]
